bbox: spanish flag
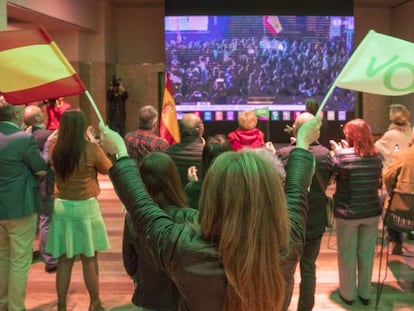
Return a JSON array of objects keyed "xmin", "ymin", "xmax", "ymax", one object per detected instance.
[
  {"xmin": 159, "ymin": 73, "xmax": 180, "ymax": 145},
  {"xmin": 263, "ymin": 16, "xmax": 283, "ymax": 36},
  {"xmin": 0, "ymin": 27, "xmax": 85, "ymax": 105}
]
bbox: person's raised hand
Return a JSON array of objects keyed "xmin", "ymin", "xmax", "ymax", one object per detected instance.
[
  {"xmin": 265, "ymin": 141, "xmax": 277, "ymax": 155},
  {"xmin": 86, "ymin": 126, "xmax": 98, "ymax": 143},
  {"xmin": 187, "ymin": 166, "xmax": 199, "ymax": 182},
  {"xmin": 284, "ymin": 124, "xmax": 294, "ymax": 135},
  {"xmin": 295, "ymin": 116, "xmax": 322, "ymax": 150},
  {"xmin": 47, "ymin": 129, "xmax": 58, "ymax": 142},
  {"xmin": 98, "ymin": 122, "xmax": 128, "ymax": 156}
]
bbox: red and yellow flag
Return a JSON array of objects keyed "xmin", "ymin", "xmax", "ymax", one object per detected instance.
[
  {"xmin": 159, "ymin": 73, "xmax": 180, "ymax": 145},
  {"xmin": 263, "ymin": 16, "xmax": 283, "ymax": 36},
  {"xmin": 0, "ymin": 27, "xmax": 85, "ymax": 105}
]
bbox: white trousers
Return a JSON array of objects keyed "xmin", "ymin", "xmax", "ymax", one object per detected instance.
[{"xmin": 336, "ymin": 216, "xmax": 379, "ymax": 301}]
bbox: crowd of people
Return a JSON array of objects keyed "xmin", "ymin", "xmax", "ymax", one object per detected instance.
[
  {"xmin": 0, "ymin": 95, "xmax": 413, "ymax": 311},
  {"xmin": 166, "ymin": 35, "xmax": 355, "ymax": 110}
]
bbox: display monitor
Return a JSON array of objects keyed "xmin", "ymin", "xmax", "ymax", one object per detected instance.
[{"xmin": 164, "ymin": 14, "xmax": 355, "ymax": 143}]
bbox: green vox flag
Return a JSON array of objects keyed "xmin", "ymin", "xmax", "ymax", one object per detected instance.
[
  {"xmin": 254, "ymin": 106, "xmax": 270, "ymax": 120},
  {"xmin": 336, "ymin": 30, "xmax": 414, "ymax": 96}
]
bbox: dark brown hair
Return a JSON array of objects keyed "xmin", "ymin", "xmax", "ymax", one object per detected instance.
[
  {"xmin": 52, "ymin": 109, "xmax": 87, "ymax": 181},
  {"xmin": 139, "ymin": 152, "xmax": 188, "ymax": 209}
]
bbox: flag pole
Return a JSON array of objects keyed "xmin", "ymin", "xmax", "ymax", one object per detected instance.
[
  {"xmin": 316, "ymin": 81, "xmax": 337, "ymax": 116},
  {"xmin": 85, "ymin": 90, "xmax": 105, "ymax": 125}
]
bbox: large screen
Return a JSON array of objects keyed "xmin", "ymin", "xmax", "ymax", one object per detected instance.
[{"xmin": 164, "ymin": 14, "xmax": 355, "ymax": 143}]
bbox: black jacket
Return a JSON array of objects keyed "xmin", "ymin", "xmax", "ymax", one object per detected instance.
[
  {"xmin": 332, "ymin": 148, "xmax": 383, "ymax": 219},
  {"xmin": 122, "ymin": 206, "xmax": 198, "ymax": 310},
  {"xmin": 109, "ymin": 148, "xmax": 314, "ymax": 311},
  {"xmin": 279, "ymin": 142, "xmax": 333, "ymax": 240},
  {"xmin": 164, "ymin": 136, "xmax": 204, "ymax": 187}
]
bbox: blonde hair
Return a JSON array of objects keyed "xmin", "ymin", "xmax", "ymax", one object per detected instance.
[
  {"xmin": 389, "ymin": 104, "xmax": 410, "ymax": 125},
  {"xmin": 199, "ymin": 151, "xmax": 289, "ymax": 311},
  {"xmin": 238, "ymin": 110, "xmax": 257, "ymax": 130}
]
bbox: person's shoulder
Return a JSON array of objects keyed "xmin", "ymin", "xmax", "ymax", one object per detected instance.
[
  {"xmin": 393, "ymin": 146, "xmax": 412, "ymax": 158},
  {"xmin": 165, "ymin": 142, "xmax": 179, "ymax": 151},
  {"xmin": 335, "ymin": 147, "xmax": 354, "ymax": 156},
  {"xmin": 157, "ymin": 137, "xmax": 169, "ymax": 149},
  {"xmin": 184, "ymin": 180, "xmax": 202, "ymax": 191},
  {"xmin": 278, "ymin": 144, "xmax": 294, "ymax": 156},
  {"xmin": 310, "ymin": 143, "xmax": 331, "ymax": 156},
  {"xmin": 124, "ymin": 130, "xmax": 140, "ymax": 139},
  {"xmin": 85, "ymin": 140, "xmax": 103, "ymax": 152}
]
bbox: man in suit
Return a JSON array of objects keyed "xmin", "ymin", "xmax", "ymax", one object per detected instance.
[
  {"xmin": 0, "ymin": 102, "xmax": 48, "ymax": 311},
  {"xmin": 24, "ymin": 105, "xmax": 58, "ymax": 273}
]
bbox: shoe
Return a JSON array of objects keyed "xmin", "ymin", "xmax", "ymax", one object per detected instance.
[
  {"xmin": 358, "ymin": 295, "xmax": 370, "ymax": 305},
  {"xmin": 339, "ymin": 293, "xmax": 353, "ymax": 305},
  {"xmin": 88, "ymin": 301, "xmax": 104, "ymax": 311},
  {"xmin": 391, "ymin": 241, "xmax": 403, "ymax": 255},
  {"xmin": 32, "ymin": 250, "xmax": 41, "ymax": 263},
  {"xmin": 45, "ymin": 265, "xmax": 57, "ymax": 273},
  {"xmin": 407, "ymin": 232, "xmax": 414, "ymax": 240}
]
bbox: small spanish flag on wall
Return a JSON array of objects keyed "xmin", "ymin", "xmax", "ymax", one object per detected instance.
[
  {"xmin": 159, "ymin": 73, "xmax": 180, "ymax": 145},
  {"xmin": 0, "ymin": 27, "xmax": 85, "ymax": 105}
]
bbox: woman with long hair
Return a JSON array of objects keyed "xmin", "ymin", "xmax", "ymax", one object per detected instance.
[
  {"xmin": 46, "ymin": 109, "xmax": 112, "ymax": 311},
  {"xmin": 330, "ymin": 118, "xmax": 383, "ymax": 306},
  {"xmin": 99, "ymin": 116, "xmax": 321, "ymax": 311},
  {"xmin": 122, "ymin": 152, "xmax": 197, "ymax": 310},
  {"xmin": 198, "ymin": 151, "xmax": 289, "ymax": 310}
]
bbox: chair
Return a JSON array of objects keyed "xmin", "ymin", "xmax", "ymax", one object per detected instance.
[{"xmin": 375, "ymin": 191, "xmax": 414, "ymax": 309}]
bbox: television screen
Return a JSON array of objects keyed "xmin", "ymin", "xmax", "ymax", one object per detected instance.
[{"xmin": 164, "ymin": 14, "xmax": 355, "ymax": 143}]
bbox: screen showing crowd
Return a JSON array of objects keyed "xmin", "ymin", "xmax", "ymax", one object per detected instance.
[{"xmin": 165, "ymin": 15, "xmax": 355, "ymax": 121}]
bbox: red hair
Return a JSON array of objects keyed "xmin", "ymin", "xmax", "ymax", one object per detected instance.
[{"xmin": 343, "ymin": 118, "xmax": 376, "ymax": 157}]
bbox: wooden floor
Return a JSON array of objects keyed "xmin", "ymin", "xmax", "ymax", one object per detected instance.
[{"xmin": 26, "ymin": 175, "xmax": 414, "ymax": 311}]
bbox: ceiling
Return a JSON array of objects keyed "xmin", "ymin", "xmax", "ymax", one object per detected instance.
[
  {"xmin": 107, "ymin": 0, "xmax": 409, "ymax": 8},
  {"xmin": 6, "ymin": 0, "xmax": 412, "ymax": 31}
]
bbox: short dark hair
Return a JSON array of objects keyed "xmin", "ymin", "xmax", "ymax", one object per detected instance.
[
  {"xmin": 0, "ymin": 102, "xmax": 22, "ymax": 122},
  {"xmin": 305, "ymin": 98, "xmax": 320, "ymax": 115}
]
